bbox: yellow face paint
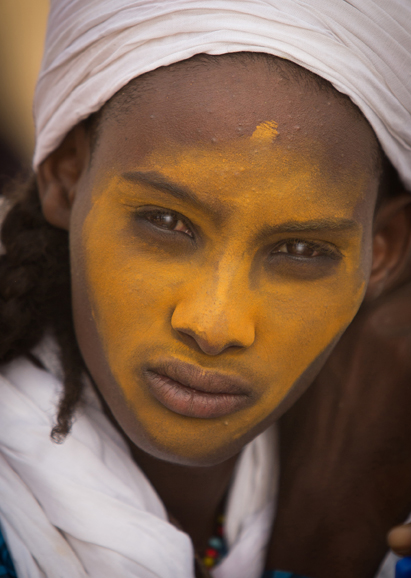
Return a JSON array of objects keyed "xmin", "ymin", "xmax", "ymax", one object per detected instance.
[
  {"xmin": 250, "ymin": 120, "xmax": 279, "ymax": 142},
  {"xmin": 81, "ymin": 121, "xmax": 373, "ymax": 464}
]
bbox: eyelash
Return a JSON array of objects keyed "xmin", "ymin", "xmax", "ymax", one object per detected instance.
[
  {"xmin": 138, "ymin": 209, "xmax": 341, "ymax": 260},
  {"xmin": 137, "ymin": 208, "xmax": 195, "ymax": 238},
  {"xmin": 270, "ymin": 238, "xmax": 341, "ymax": 260}
]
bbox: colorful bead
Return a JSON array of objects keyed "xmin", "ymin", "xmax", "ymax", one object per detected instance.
[
  {"xmin": 209, "ymin": 537, "xmax": 223, "ymax": 549},
  {"xmin": 201, "ymin": 514, "xmax": 228, "ymax": 569},
  {"xmin": 203, "ymin": 556, "xmax": 215, "ymax": 568}
]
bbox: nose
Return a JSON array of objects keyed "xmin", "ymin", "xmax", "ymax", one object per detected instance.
[{"xmin": 171, "ymin": 263, "xmax": 256, "ymax": 356}]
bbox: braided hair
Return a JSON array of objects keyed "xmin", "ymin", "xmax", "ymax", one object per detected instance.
[{"xmin": 0, "ymin": 176, "xmax": 85, "ymax": 441}]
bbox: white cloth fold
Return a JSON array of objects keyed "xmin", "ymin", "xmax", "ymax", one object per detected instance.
[
  {"xmin": 0, "ymin": 339, "xmax": 407, "ymax": 577},
  {"xmin": 0, "ymin": 340, "xmax": 277, "ymax": 578},
  {"xmin": 34, "ymin": 0, "xmax": 411, "ymax": 191}
]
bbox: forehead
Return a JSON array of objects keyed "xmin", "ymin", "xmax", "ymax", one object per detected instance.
[{"xmin": 94, "ymin": 54, "xmax": 378, "ymax": 182}]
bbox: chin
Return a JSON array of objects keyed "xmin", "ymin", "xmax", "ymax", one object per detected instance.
[
  {"xmin": 130, "ymin": 426, "xmax": 247, "ymax": 467},
  {"xmin": 123, "ymin": 404, "xmax": 274, "ymax": 467}
]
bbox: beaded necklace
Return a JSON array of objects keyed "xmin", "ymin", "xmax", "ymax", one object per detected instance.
[
  {"xmin": 168, "ymin": 498, "xmax": 228, "ymax": 577},
  {"xmin": 202, "ymin": 513, "xmax": 228, "ymax": 569}
]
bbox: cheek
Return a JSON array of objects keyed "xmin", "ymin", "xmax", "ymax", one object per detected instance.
[
  {"xmin": 250, "ymin": 252, "xmax": 367, "ymax": 418},
  {"xmin": 82, "ymin": 195, "xmax": 180, "ymax": 378}
]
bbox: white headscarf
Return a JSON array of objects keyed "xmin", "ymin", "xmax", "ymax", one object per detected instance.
[{"xmin": 33, "ymin": 0, "xmax": 411, "ymax": 190}]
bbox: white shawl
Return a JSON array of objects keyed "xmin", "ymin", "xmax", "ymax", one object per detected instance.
[
  {"xmin": 0, "ymin": 338, "xmax": 277, "ymax": 578},
  {"xmin": 0, "ymin": 338, "xmax": 405, "ymax": 577}
]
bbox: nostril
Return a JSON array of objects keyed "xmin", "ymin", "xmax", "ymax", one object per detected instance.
[
  {"xmin": 173, "ymin": 325, "xmax": 221, "ymax": 355},
  {"xmin": 171, "ymin": 300, "xmax": 255, "ymax": 354},
  {"xmin": 173, "ymin": 324, "xmax": 251, "ymax": 356},
  {"xmin": 174, "ymin": 327, "xmax": 206, "ymax": 353}
]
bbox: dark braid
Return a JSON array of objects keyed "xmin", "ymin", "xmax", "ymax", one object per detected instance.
[{"xmin": 0, "ymin": 176, "xmax": 85, "ymax": 441}]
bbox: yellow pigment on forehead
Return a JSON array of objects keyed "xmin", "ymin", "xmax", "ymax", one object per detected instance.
[
  {"xmin": 138, "ymin": 135, "xmax": 368, "ymax": 226},
  {"xmin": 82, "ymin": 133, "xmax": 371, "ymax": 459},
  {"xmin": 250, "ymin": 120, "xmax": 279, "ymax": 143}
]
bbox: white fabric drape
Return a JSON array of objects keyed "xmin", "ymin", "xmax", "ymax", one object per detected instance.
[
  {"xmin": 33, "ymin": 0, "xmax": 411, "ymax": 191},
  {"xmin": 0, "ymin": 338, "xmax": 407, "ymax": 577},
  {"xmin": 0, "ymin": 338, "xmax": 277, "ymax": 578}
]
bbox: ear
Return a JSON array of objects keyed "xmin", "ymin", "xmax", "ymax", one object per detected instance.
[
  {"xmin": 365, "ymin": 192, "xmax": 411, "ymax": 300},
  {"xmin": 36, "ymin": 123, "xmax": 90, "ymax": 231}
]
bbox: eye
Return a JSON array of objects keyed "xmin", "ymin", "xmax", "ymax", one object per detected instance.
[
  {"xmin": 143, "ymin": 210, "xmax": 194, "ymax": 238},
  {"xmin": 271, "ymin": 239, "xmax": 339, "ymax": 259}
]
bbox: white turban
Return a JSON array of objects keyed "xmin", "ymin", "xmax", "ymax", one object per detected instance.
[{"xmin": 34, "ymin": 0, "xmax": 411, "ymax": 191}]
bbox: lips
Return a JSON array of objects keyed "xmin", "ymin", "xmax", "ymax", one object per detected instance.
[{"xmin": 143, "ymin": 359, "xmax": 253, "ymax": 419}]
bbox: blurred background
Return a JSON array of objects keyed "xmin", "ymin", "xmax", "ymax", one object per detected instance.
[{"xmin": 0, "ymin": 0, "xmax": 49, "ymax": 187}]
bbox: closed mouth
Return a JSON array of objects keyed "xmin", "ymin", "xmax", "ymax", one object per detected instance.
[{"xmin": 143, "ymin": 359, "xmax": 253, "ymax": 419}]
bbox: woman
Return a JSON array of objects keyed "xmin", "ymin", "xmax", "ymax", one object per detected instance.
[{"xmin": 0, "ymin": 1, "xmax": 411, "ymax": 577}]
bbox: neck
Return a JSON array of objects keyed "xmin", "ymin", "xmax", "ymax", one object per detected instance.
[
  {"xmin": 97, "ymin": 390, "xmax": 239, "ymax": 554},
  {"xmin": 129, "ymin": 443, "xmax": 238, "ymax": 554}
]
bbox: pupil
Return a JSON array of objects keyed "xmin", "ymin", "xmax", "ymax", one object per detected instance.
[{"xmin": 158, "ymin": 214, "xmax": 175, "ymax": 227}]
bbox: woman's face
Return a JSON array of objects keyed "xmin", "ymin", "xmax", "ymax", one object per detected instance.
[{"xmin": 70, "ymin": 56, "xmax": 380, "ymax": 465}]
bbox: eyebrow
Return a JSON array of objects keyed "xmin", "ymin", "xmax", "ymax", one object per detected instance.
[
  {"xmin": 251, "ymin": 218, "xmax": 359, "ymax": 247},
  {"xmin": 122, "ymin": 170, "xmax": 227, "ymax": 220},
  {"xmin": 257, "ymin": 218, "xmax": 359, "ymax": 235},
  {"xmin": 123, "ymin": 170, "xmax": 359, "ymax": 239}
]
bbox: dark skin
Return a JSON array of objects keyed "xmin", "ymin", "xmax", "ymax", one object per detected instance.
[
  {"xmin": 266, "ymin": 259, "xmax": 411, "ymax": 576},
  {"xmin": 37, "ymin": 55, "xmax": 411, "ymax": 574}
]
